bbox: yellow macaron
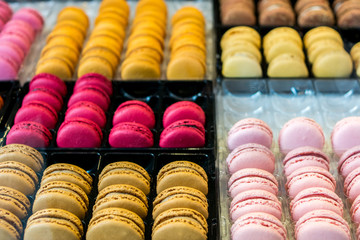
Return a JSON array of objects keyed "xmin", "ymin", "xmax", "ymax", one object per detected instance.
[{"xmin": 268, "ymin": 53, "xmax": 309, "ymax": 78}]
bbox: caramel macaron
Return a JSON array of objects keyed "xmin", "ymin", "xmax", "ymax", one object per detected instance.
[
  {"xmin": 153, "ymin": 186, "xmax": 208, "ymax": 219},
  {"xmin": 296, "ymin": 0, "xmax": 335, "ymax": 27},
  {"xmin": 0, "ymin": 208, "xmax": 23, "ymax": 240},
  {"xmin": 220, "ymin": 0, "xmax": 256, "ymax": 25},
  {"xmin": 24, "ymin": 208, "xmax": 83, "ymax": 240},
  {"xmin": 335, "ymin": 0, "xmax": 360, "ymax": 28},
  {"xmin": 32, "ymin": 181, "xmax": 89, "ymax": 219},
  {"xmin": 93, "ymin": 184, "xmax": 148, "ymax": 219},
  {"xmin": 98, "ymin": 161, "xmax": 150, "ymax": 195},
  {"xmin": 86, "ymin": 208, "xmax": 145, "ymax": 240},
  {"xmin": 0, "ymin": 186, "xmax": 30, "ymax": 220},
  {"xmin": 258, "ymin": 0, "xmax": 295, "ymax": 26}
]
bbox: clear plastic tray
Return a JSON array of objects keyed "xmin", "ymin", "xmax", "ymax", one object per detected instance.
[{"xmin": 216, "ymin": 79, "xmax": 360, "ymax": 240}]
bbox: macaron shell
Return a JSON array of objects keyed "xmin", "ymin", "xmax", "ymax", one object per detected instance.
[
  {"xmin": 30, "ymin": 73, "xmax": 67, "ymax": 97},
  {"xmin": 23, "ymin": 88, "xmax": 63, "ymax": 112},
  {"xmin": 339, "ymin": 146, "xmax": 360, "ymax": 177},
  {"xmin": 312, "ymin": 50, "xmax": 353, "ymax": 78},
  {"xmin": 332, "ymin": 117, "xmax": 360, "ymax": 156},
  {"xmin": 0, "ymin": 186, "xmax": 30, "ymax": 220},
  {"xmin": 68, "ymin": 85, "xmax": 110, "ymax": 111},
  {"xmin": 65, "ymin": 101, "xmax": 106, "ymax": 129},
  {"xmin": 163, "ymin": 101, "xmax": 205, "ymax": 128},
  {"xmin": 222, "ymin": 53, "xmax": 262, "ymax": 78},
  {"xmin": 0, "ymin": 56, "xmax": 18, "ymax": 80},
  {"xmin": 109, "ymin": 122, "xmax": 153, "ymax": 148}
]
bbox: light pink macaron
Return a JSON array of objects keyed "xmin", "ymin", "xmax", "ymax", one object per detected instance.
[
  {"xmin": 338, "ymin": 145, "xmax": 360, "ymax": 178},
  {"xmin": 350, "ymin": 194, "xmax": 360, "ymax": 224},
  {"xmin": 343, "ymin": 166, "xmax": 360, "ymax": 202},
  {"xmin": 332, "ymin": 117, "xmax": 360, "ymax": 157},
  {"xmin": 226, "ymin": 143, "xmax": 276, "ymax": 175},
  {"xmin": 230, "ymin": 189, "xmax": 282, "ymax": 221},
  {"xmin": 227, "ymin": 118, "xmax": 273, "ymax": 151},
  {"xmin": 228, "ymin": 168, "xmax": 279, "ymax": 198},
  {"xmin": 290, "ymin": 187, "xmax": 343, "ymax": 222},
  {"xmin": 279, "ymin": 117, "xmax": 325, "ymax": 155},
  {"xmin": 286, "ymin": 166, "xmax": 336, "ymax": 199},
  {"xmin": 283, "ymin": 146, "xmax": 330, "ymax": 177}
]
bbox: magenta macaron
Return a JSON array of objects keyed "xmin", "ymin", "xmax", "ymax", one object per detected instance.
[
  {"xmin": 6, "ymin": 121, "xmax": 52, "ymax": 148},
  {"xmin": 109, "ymin": 122, "xmax": 153, "ymax": 148},
  {"xmin": 279, "ymin": 117, "xmax": 325, "ymax": 155},
  {"xmin": 68, "ymin": 85, "xmax": 110, "ymax": 111},
  {"xmin": 23, "ymin": 87, "xmax": 63, "ymax": 112},
  {"xmin": 159, "ymin": 119, "xmax": 205, "ymax": 148},
  {"xmin": 113, "ymin": 100, "xmax": 155, "ymax": 129},
  {"xmin": 162, "ymin": 101, "xmax": 205, "ymax": 128},
  {"xmin": 56, "ymin": 117, "xmax": 103, "ymax": 148},
  {"xmin": 65, "ymin": 101, "xmax": 106, "ymax": 129},
  {"xmin": 231, "ymin": 212, "xmax": 287, "ymax": 240},
  {"xmin": 331, "ymin": 116, "xmax": 360, "ymax": 157},
  {"xmin": 228, "ymin": 168, "xmax": 279, "ymax": 198},
  {"xmin": 226, "ymin": 143, "xmax": 275, "ymax": 175},
  {"xmin": 0, "ymin": 1, "xmax": 13, "ymax": 23},
  {"xmin": 227, "ymin": 118, "xmax": 273, "ymax": 151},
  {"xmin": 75, "ymin": 73, "xmax": 112, "ymax": 96},
  {"xmin": 30, "ymin": 73, "xmax": 67, "ymax": 97}
]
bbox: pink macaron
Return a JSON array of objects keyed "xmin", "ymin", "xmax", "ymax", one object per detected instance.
[
  {"xmin": 65, "ymin": 101, "xmax": 106, "ymax": 129},
  {"xmin": 231, "ymin": 212, "xmax": 287, "ymax": 240},
  {"xmin": 339, "ymin": 145, "xmax": 360, "ymax": 178},
  {"xmin": 332, "ymin": 117, "xmax": 360, "ymax": 157},
  {"xmin": 162, "ymin": 101, "xmax": 205, "ymax": 128},
  {"xmin": 286, "ymin": 166, "xmax": 336, "ymax": 199},
  {"xmin": 0, "ymin": 31, "xmax": 31, "ymax": 54},
  {"xmin": 2, "ymin": 20, "xmax": 36, "ymax": 42},
  {"xmin": 113, "ymin": 100, "xmax": 155, "ymax": 129},
  {"xmin": 351, "ymin": 194, "xmax": 360, "ymax": 224},
  {"xmin": 12, "ymin": 8, "xmax": 44, "ymax": 31},
  {"xmin": 159, "ymin": 119, "xmax": 205, "ymax": 148},
  {"xmin": 0, "ymin": 39, "xmax": 25, "ymax": 67},
  {"xmin": 56, "ymin": 117, "xmax": 103, "ymax": 148},
  {"xmin": 228, "ymin": 168, "xmax": 279, "ymax": 198},
  {"xmin": 290, "ymin": 187, "xmax": 343, "ymax": 222},
  {"xmin": 30, "ymin": 73, "xmax": 67, "ymax": 97},
  {"xmin": 278, "ymin": 117, "xmax": 325, "ymax": 155},
  {"xmin": 227, "ymin": 118, "xmax": 273, "ymax": 151},
  {"xmin": 109, "ymin": 122, "xmax": 154, "ymax": 148},
  {"xmin": 283, "ymin": 146, "xmax": 330, "ymax": 177},
  {"xmin": 343, "ymin": 166, "xmax": 360, "ymax": 202},
  {"xmin": 226, "ymin": 143, "xmax": 275, "ymax": 175},
  {"xmin": 230, "ymin": 190, "xmax": 282, "ymax": 221},
  {"xmin": 0, "ymin": 1, "xmax": 13, "ymax": 23},
  {"xmin": 75, "ymin": 73, "xmax": 112, "ymax": 96},
  {"xmin": 0, "ymin": 55, "xmax": 19, "ymax": 80},
  {"xmin": 14, "ymin": 100, "xmax": 58, "ymax": 129},
  {"xmin": 68, "ymin": 85, "xmax": 110, "ymax": 111},
  {"xmin": 295, "ymin": 210, "xmax": 350, "ymax": 240},
  {"xmin": 6, "ymin": 121, "xmax": 52, "ymax": 148},
  {"xmin": 23, "ymin": 87, "xmax": 63, "ymax": 112}
]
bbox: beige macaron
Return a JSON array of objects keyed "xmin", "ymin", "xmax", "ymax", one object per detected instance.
[
  {"xmin": 0, "ymin": 208, "xmax": 23, "ymax": 240},
  {"xmin": 312, "ymin": 49, "xmax": 353, "ymax": 77},
  {"xmin": 268, "ymin": 53, "xmax": 309, "ymax": 78},
  {"xmin": 0, "ymin": 186, "xmax": 30, "ymax": 220}
]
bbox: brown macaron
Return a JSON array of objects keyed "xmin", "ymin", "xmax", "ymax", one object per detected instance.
[
  {"xmin": 336, "ymin": 0, "xmax": 360, "ymax": 28},
  {"xmin": 221, "ymin": 0, "xmax": 256, "ymax": 25},
  {"xmin": 156, "ymin": 161, "xmax": 208, "ymax": 195},
  {"xmin": 258, "ymin": 0, "xmax": 295, "ymax": 26},
  {"xmin": 94, "ymin": 184, "xmax": 148, "ymax": 219},
  {"xmin": 0, "ymin": 208, "xmax": 23, "ymax": 240},
  {"xmin": 41, "ymin": 163, "xmax": 93, "ymax": 195},
  {"xmin": 0, "ymin": 186, "xmax": 30, "ymax": 220},
  {"xmin": 98, "ymin": 162, "xmax": 150, "ymax": 195},
  {"xmin": 297, "ymin": 0, "xmax": 335, "ymax": 27},
  {"xmin": 153, "ymin": 186, "xmax": 208, "ymax": 220},
  {"xmin": 32, "ymin": 181, "xmax": 89, "ymax": 219}
]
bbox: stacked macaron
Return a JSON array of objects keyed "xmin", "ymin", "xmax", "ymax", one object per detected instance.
[
  {"xmin": 351, "ymin": 42, "xmax": 360, "ymax": 77},
  {"xmin": 56, "ymin": 73, "xmax": 111, "ymax": 148},
  {"xmin": 0, "ymin": 0, "xmax": 12, "ymax": 30},
  {"xmin": 152, "ymin": 161, "xmax": 208, "ymax": 240},
  {"xmin": 7, "ymin": 73, "xmax": 67, "ymax": 148},
  {"xmin": 36, "ymin": 7, "xmax": 88, "ymax": 80},
  {"xmin": 333, "ymin": 0, "xmax": 360, "ymax": 28},
  {"xmin": 221, "ymin": 27, "xmax": 262, "ymax": 78},
  {"xmin": 332, "ymin": 117, "xmax": 360, "ymax": 157},
  {"xmin": 263, "ymin": 27, "xmax": 308, "ymax": 78},
  {"xmin": 258, "ymin": 0, "xmax": 295, "ymax": 26},
  {"xmin": 304, "ymin": 27, "xmax": 353, "ymax": 78},
  {"xmin": 121, "ymin": 0, "xmax": 167, "ymax": 80},
  {"xmin": 77, "ymin": 0, "xmax": 129, "ymax": 79},
  {"xmin": 220, "ymin": 0, "xmax": 256, "ymax": 25},
  {"xmin": 0, "ymin": 208, "xmax": 23, "ymax": 240},
  {"xmin": 109, "ymin": 100, "xmax": 155, "ymax": 148},
  {"xmin": 160, "ymin": 101, "xmax": 206, "ymax": 148},
  {"xmin": 166, "ymin": 6, "xmax": 206, "ymax": 80},
  {"xmin": 0, "ymin": 7, "xmax": 43, "ymax": 80},
  {"xmin": 86, "ymin": 161, "xmax": 150, "ymax": 240},
  {"xmin": 295, "ymin": 0, "xmax": 335, "ymax": 27}
]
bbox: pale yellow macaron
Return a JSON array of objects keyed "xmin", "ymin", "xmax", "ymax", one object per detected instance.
[
  {"xmin": 304, "ymin": 26, "xmax": 343, "ymax": 49},
  {"xmin": 267, "ymin": 53, "xmax": 309, "ymax": 78},
  {"xmin": 263, "ymin": 27, "xmax": 302, "ymax": 49},
  {"xmin": 221, "ymin": 26, "xmax": 261, "ymax": 49},
  {"xmin": 222, "ymin": 52, "xmax": 262, "ymax": 78},
  {"xmin": 312, "ymin": 49, "xmax": 353, "ymax": 78},
  {"xmin": 221, "ymin": 40, "xmax": 262, "ymax": 63},
  {"xmin": 307, "ymin": 39, "xmax": 344, "ymax": 63},
  {"xmin": 265, "ymin": 39, "xmax": 305, "ymax": 63}
]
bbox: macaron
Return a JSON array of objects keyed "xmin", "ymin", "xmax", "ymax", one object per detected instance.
[
  {"xmin": 159, "ymin": 119, "xmax": 205, "ymax": 148},
  {"xmin": 296, "ymin": 0, "xmax": 335, "ymax": 27},
  {"xmin": 258, "ymin": 0, "xmax": 295, "ymax": 26},
  {"xmin": 68, "ymin": 85, "xmax": 110, "ymax": 111},
  {"xmin": 295, "ymin": 210, "xmax": 351, "ymax": 240},
  {"xmin": 312, "ymin": 49, "xmax": 353, "ymax": 78},
  {"xmin": 163, "ymin": 101, "xmax": 205, "ymax": 128},
  {"xmin": 220, "ymin": 0, "xmax": 256, "ymax": 25},
  {"xmin": 0, "ymin": 1, "xmax": 12, "ymax": 23},
  {"xmin": 32, "ymin": 181, "xmax": 89, "ymax": 219},
  {"xmin": 24, "ymin": 208, "xmax": 83, "ymax": 240},
  {"xmin": 268, "ymin": 53, "xmax": 309, "ymax": 78},
  {"xmin": 231, "ymin": 212, "xmax": 287, "ymax": 240},
  {"xmin": 230, "ymin": 189, "xmax": 282, "ymax": 221},
  {"xmin": 303, "ymin": 26, "xmax": 343, "ymax": 50},
  {"xmin": 343, "ymin": 166, "xmax": 360, "ymax": 202},
  {"xmin": 30, "ymin": 73, "xmax": 67, "ymax": 97},
  {"xmin": 12, "ymin": 8, "xmax": 43, "ymax": 31},
  {"xmin": 152, "ymin": 208, "xmax": 207, "ymax": 240},
  {"xmin": 75, "ymin": 73, "xmax": 112, "ymax": 96},
  {"xmin": 0, "ymin": 39, "xmax": 25, "ymax": 68},
  {"xmin": 283, "ymin": 146, "xmax": 330, "ymax": 177},
  {"xmin": 109, "ymin": 122, "xmax": 153, "ymax": 148},
  {"xmin": 290, "ymin": 187, "xmax": 343, "ymax": 221},
  {"xmin": 0, "ymin": 144, "xmax": 44, "ymax": 173},
  {"xmin": 65, "ymin": 101, "xmax": 106, "ymax": 129},
  {"xmin": 228, "ymin": 168, "xmax": 279, "ymax": 198},
  {"xmin": 56, "ymin": 117, "xmax": 103, "ymax": 148},
  {"xmin": 0, "ymin": 186, "xmax": 30, "ymax": 220},
  {"xmin": 227, "ymin": 118, "xmax": 273, "ymax": 151},
  {"xmin": 156, "ymin": 160, "xmax": 208, "ymax": 195},
  {"xmin": 0, "ymin": 56, "xmax": 19, "ymax": 80},
  {"xmin": 23, "ymin": 87, "xmax": 63, "ymax": 112},
  {"xmin": 93, "ymin": 184, "xmax": 148, "ymax": 219},
  {"xmin": 279, "ymin": 117, "xmax": 325, "ymax": 155},
  {"xmin": 35, "ymin": 57, "xmax": 73, "ymax": 80},
  {"xmin": 41, "ymin": 163, "xmax": 93, "ymax": 195},
  {"xmin": 338, "ymin": 146, "xmax": 360, "ymax": 178},
  {"xmin": 86, "ymin": 208, "xmax": 144, "ymax": 240},
  {"xmin": 98, "ymin": 161, "xmax": 150, "ymax": 195},
  {"xmin": 0, "ymin": 208, "xmax": 23, "ymax": 240},
  {"xmin": 153, "ymin": 186, "xmax": 208, "ymax": 219},
  {"xmin": 226, "ymin": 143, "xmax": 275, "ymax": 174},
  {"xmin": 113, "ymin": 100, "xmax": 155, "ymax": 129},
  {"xmin": 331, "ymin": 117, "xmax": 360, "ymax": 157},
  {"xmin": 335, "ymin": 0, "xmax": 360, "ymax": 28}
]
